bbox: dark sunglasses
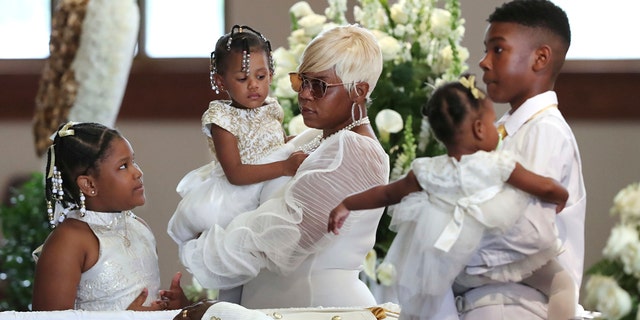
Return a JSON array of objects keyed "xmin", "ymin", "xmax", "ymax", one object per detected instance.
[{"xmin": 289, "ymin": 72, "xmax": 349, "ymax": 99}]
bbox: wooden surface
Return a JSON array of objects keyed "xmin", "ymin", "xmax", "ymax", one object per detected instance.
[{"xmin": 1, "ymin": 59, "xmax": 639, "ymax": 120}]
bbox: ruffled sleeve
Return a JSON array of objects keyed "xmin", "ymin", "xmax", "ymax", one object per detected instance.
[
  {"xmin": 201, "ymin": 100, "xmax": 236, "ymax": 138},
  {"xmin": 179, "ymin": 131, "xmax": 389, "ymax": 289}
]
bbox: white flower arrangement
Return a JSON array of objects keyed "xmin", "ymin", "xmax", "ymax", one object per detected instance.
[
  {"xmin": 272, "ymin": 0, "xmax": 468, "ymax": 284},
  {"xmin": 585, "ymin": 182, "xmax": 640, "ymax": 320}
]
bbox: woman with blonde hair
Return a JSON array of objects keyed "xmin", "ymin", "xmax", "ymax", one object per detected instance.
[{"xmin": 178, "ymin": 24, "xmax": 389, "ymax": 308}]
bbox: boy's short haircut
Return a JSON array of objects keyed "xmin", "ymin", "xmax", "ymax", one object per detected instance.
[{"xmin": 488, "ymin": 0, "xmax": 571, "ymax": 49}]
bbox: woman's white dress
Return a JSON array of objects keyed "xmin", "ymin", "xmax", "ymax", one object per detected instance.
[
  {"xmin": 71, "ymin": 210, "xmax": 161, "ymax": 310},
  {"xmin": 179, "ymin": 129, "xmax": 390, "ymax": 308},
  {"xmin": 385, "ymin": 150, "xmax": 550, "ymax": 319},
  {"xmin": 167, "ymin": 97, "xmax": 291, "ymax": 245}
]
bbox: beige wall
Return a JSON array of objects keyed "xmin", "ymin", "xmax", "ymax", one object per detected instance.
[{"xmin": 1, "ymin": 0, "xmax": 638, "ymax": 301}]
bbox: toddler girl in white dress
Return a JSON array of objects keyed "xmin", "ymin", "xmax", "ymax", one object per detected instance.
[{"xmin": 167, "ymin": 25, "xmax": 306, "ymax": 246}]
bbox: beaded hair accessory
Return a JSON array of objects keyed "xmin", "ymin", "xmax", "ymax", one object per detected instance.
[
  {"xmin": 46, "ymin": 121, "xmax": 86, "ymax": 228},
  {"xmin": 458, "ymin": 75, "xmax": 485, "ymax": 100},
  {"xmin": 209, "ymin": 25, "xmax": 274, "ymax": 93}
]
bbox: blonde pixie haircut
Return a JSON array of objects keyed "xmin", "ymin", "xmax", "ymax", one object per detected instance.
[{"xmin": 297, "ymin": 24, "xmax": 383, "ymax": 99}]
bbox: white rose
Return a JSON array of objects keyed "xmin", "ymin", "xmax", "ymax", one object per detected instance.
[
  {"xmin": 298, "ymin": 14, "xmax": 327, "ymax": 38},
  {"xmin": 611, "ymin": 182, "xmax": 640, "ymax": 223},
  {"xmin": 392, "ymin": 24, "xmax": 407, "ymax": 38},
  {"xmin": 287, "ymin": 114, "xmax": 309, "ymax": 136},
  {"xmin": 362, "ymin": 249, "xmax": 378, "ymax": 282},
  {"xmin": 272, "ymin": 47, "xmax": 299, "ymax": 75},
  {"xmin": 324, "ymin": 0, "xmax": 347, "ymax": 23},
  {"xmin": 376, "ymin": 261, "xmax": 397, "ymax": 286},
  {"xmin": 288, "ymin": 29, "xmax": 312, "ymax": 48},
  {"xmin": 585, "ymin": 275, "xmax": 632, "ymax": 320},
  {"xmin": 603, "ymin": 224, "xmax": 638, "ymax": 260},
  {"xmin": 272, "ymin": 76, "xmax": 297, "ymax": 100},
  {"xmin": 620, "ymin": 241, "xmax": 640, "ymax": 276},
  {"xmin": 290, "ymin": 43, "xmax": 308, "ymax": 60},
  {"xmin": 373, "ymin": 8, "xmax": 389, "ymax": 29},
  {"xmin": 430, "ymin": 8, "xmax": 452, "ymax": 38},
  {"xmin": 376, "ymin": 34, "xmax": 402, "ymax": 62},
  {"xmin": 390, "ymin": 3, "xmax": 408, "ymax": 24},
  {"xmin": 429, "ymin": 44, "xmax": 454, "ymax": 74},
  {"xmin": 290, "ymin": 1, "xmax": 314, "ymax": 19},
  {"xmin": 458, "ymin": 46, "xmax": 470, "ymax": 63}
]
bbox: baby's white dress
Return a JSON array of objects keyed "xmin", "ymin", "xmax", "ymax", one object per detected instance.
[
  {"xmin": 385, "ymin": 150, "xmax": 535, "ymax": 319},
  {"xmin": 168, "ymin": 97, "xmax": 292, "ymax": 245},
  {"xmin": 72, "ymin": 210, "xmax": 161, "ymax": 310}
]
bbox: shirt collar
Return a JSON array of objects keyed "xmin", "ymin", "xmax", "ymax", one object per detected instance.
[{"xmin": 497, "ymin": 91, "xmax": 558, "ymax": 135}]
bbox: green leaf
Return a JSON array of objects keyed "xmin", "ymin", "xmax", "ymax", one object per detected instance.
[{"xmin": 0, "ymin": 172, "xmax": 49, "ymax": 311}]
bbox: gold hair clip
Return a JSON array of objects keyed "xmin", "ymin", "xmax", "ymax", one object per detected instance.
[{"xmin": 459, "ymin": 75, "xmax": 485, "ymax": 100}]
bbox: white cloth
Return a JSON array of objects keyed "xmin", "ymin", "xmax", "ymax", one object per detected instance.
[
  {"xmin": 71, "ymin": 210, "xmax": 160, "ymax": 310},
  {"xmin": 460, "ymin": 91, "xmax": 586, "ymax": 316},
  {"xmin": 457, "ymin": 283, "xmax": 546, "ymax": 320},
  {"xmin": 167, "ymin": 97, "xmax": 287, "ymax": 245},
  {"xmin": 384, "ymin": 151, "xmax": 531, "ymax": 319},
  {"xmin": 0, "ymin": 304, "xmax": 403, "ymax": 320},
  {"xmin": 0, "ymin": 310, "xmax": 178, "ymax": 320},
  {"xmin": 179, "ymin": 129, "xmax": 390, "ymax": 308}
]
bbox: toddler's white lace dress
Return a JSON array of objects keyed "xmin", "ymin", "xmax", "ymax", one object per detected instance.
[
  {"xmin": 168, "ymin": 97, "xmax": 293, "ymax": 245},
  {"xmin": 384, "ymin": 150, "xmax": 555, "ymax": 319}
]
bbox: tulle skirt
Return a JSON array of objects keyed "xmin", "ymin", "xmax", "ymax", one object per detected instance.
[
  {"xmin": 385, "ymin": 186, "xmax": 532, "ymax": 318},
  {"xmin": 167, "ymin": 143, "xmax": 295, "ymax": 245}
]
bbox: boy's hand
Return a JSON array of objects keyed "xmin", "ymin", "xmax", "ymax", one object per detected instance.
[
  {"xmin": 328, "ymin": 202, "xmax": 350, "ymax": 235},
  {"xmin": 160, "ymin": 272, "xmax": 190, "ymax": 309},
  {"xmin": 127, "ymin": 288, "xmax": 167, "ymax": 311}
]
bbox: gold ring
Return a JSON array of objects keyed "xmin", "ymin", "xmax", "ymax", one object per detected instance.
[{"xmin": 182, "ymin": 309, "xmax": 188, "ymax": 318}]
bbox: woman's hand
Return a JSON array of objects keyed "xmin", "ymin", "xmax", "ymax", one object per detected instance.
[
  {"xmin": 172, "ymin": 299, "xmax": 218, "ymax": 320},
  {"xmin": 328, "ymin": 202, "xmax": 351, "ymax": 235},
  {"xmin": 160, "ymin": 272, "xmax": 191, "ymax": 309},
  {"xmin": 127, "ymin": 288, "xmax": 167, "ymax": 311}
]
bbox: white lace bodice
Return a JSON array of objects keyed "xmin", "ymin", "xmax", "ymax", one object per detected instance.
[
  {"xmin": 69, "ymin": 210, "xmax": 161, "ymax": 311},
  {"xmin": 201, "ymin": 97, "xmax": 285, "ymax": 164}
]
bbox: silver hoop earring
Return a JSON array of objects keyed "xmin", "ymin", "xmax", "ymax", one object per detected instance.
[{"xmin": 351, "ymin": 102, "xmax": 364, "ymax": 122}]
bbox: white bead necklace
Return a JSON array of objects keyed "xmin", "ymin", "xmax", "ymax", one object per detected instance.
[{"xmin": 298, "ymin": 117, "xmax": 370, "ymax": 154}]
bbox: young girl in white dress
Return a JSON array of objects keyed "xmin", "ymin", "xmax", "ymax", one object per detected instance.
[
  {"xmin": 167, "ymin": 25, "xmax": 306, "ymax": 245},
  {"xmin": 32, "ymin": 122, "xmax": 188, "ymax": 311},
  {"xmin": 328, "ymin": 75, "xmax": 576, "ymax": 320}
]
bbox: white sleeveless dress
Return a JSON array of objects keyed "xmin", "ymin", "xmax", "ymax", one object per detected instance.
[{"xmin": 70, "ymin": 210, "xmax": 161, "ymax": 310}]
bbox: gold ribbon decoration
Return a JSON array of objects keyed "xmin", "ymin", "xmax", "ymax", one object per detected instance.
[
  {"xmin": 57, "ymin": 121, "xmax": 76, "ymax": 137},
  {"xmin": 46, "ymin": 121, "xmax": 76, "ymax": 179},
  {"xmin": 458, "ymin": 75, "xmax": 485, "ymax": 100}
]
